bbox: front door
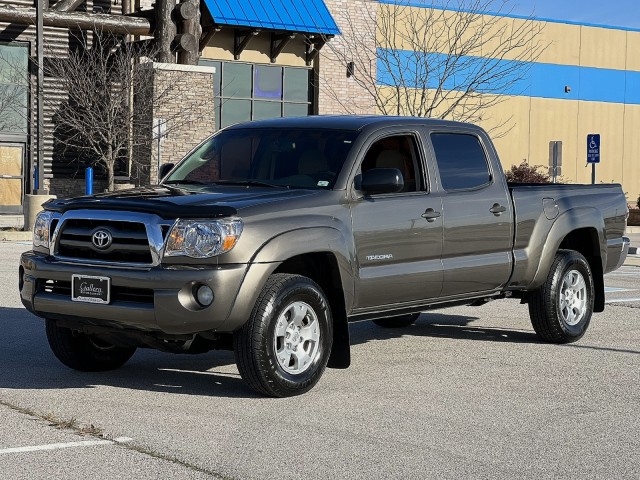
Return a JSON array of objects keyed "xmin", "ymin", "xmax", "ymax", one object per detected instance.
[
  {"xmin": 0, "ymin": 143, "xmax": 25, "ymax": 214},
  {"xmin": 350, "ymin": 132, "xmax": 443, "ymax": 310}
]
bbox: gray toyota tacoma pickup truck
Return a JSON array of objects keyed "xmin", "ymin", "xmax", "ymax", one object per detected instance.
[{"xmin": 19, "ymin": 116, "xmax": 630, "ymax": 397}]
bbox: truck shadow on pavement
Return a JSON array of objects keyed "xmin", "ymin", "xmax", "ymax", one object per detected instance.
[
  {"xmin": 0, "ymin": 306, "xmax": 544, "ymax": 399},
  {"xmin": 348, "ymin": 312, "xmax": 540, "ymax": 346},
  {"xmin": 0, "ymin": 307, "xmax": 259, "ymax": 398}
]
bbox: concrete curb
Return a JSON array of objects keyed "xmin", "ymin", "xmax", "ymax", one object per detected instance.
[
  {"xmin": 0, "ymin": 231, "xmax": 32, "ymax": 242},
  {"xmin": 626, "ymin": 226, "xmax": 640, "ymax": 233}
]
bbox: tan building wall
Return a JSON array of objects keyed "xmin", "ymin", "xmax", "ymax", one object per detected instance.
[
  {"xmin": 201, "ymin": 30, "xmax": 308, "ymax": 67},
  {"xmin": 318, "ymin": 2, "xmax": 640, "ymax": 204}
]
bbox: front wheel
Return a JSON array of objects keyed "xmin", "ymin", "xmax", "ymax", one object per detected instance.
[
  {"xmin": 45, "ymin": 319, "xmax": 136, "ymax": 371},
  {"xmin": 528, "ymin": 250, "xmax": 594, "ymax": 343},
  {"xmin": 233, "ymin": 274, "xmax": 333, "ymax": 397}
]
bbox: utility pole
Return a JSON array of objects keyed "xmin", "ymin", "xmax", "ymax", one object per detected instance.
[{"xmin": 35, "ymin": 0, "xmax": 45, "ymax": 193}]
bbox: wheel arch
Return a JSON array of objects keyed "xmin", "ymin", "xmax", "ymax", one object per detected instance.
[
  {"xmin": 529, "ymin": 208, "xmax": 605, "ymax": 312},
  {"xmin": 228, "ymin": 228, "xmax": 354, "ymax": 368},
  {"xmin": 273, "ymin": 253, "xmax": 351, "ymax": 369},
  {"xmin": 558, "ymin": 228, "xmax": 605, "ymax": 312}
]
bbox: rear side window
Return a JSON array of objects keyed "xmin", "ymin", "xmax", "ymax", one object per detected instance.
[{"xmin": 431, "ymin": 133, "xmax": 490, "ymax": 191}]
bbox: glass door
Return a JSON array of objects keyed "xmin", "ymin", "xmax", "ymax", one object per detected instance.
[{"xmin": 0, "ymin": 143, "xmax": 25, "ymax": 214}]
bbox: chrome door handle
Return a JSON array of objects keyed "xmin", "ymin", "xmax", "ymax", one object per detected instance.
[
  {"xmin": 421, "ymin": 208, "xmax": 441, "ymax": 222},
  {"xmin": 490, "ymin": 203, "xmax": 507, "ymax": 216}
]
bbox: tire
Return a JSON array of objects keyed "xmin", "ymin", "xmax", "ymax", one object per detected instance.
[
  {"xmin": 528, "ymin": 250, "xmax": 594, "ymax": 343},
  {"xmin": 45, "ymin": 319, "xmax": 136, "ymax": 371},
  {"xmin": 233, "ymin": 274, "xmax": 333, "ymax": 397},
  {"xmin": 373, "ymin": 313, "xmax": 420, "ymax": 328}
]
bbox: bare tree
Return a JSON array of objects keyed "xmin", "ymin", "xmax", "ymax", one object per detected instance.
[
  {"xmin": 0, "ymin": 32, "xmax": 202, "ymax": 192},
  {"xmin": 322, "ymin": 0, "xmax": 546, "ymax": 134},
  {"xmin": 45, "ymin": 32, "xmax": 202, "ymax": 191}
]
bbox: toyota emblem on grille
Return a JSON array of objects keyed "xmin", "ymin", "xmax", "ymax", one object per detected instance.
[{"xmin": 91, "ymin": 229, "xmax": 113, "ymax": 250}]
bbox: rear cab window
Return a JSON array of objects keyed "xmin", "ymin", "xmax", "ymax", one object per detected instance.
[{"xmin": 430, "ymin": 133, "xmax": 491, "ymax": 191}]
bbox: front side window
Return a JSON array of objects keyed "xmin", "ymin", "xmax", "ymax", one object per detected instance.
[
  {"xmin": 360, "ymin": 134, "xmax": 423, "ymax": 193},
  {"xmin": 431, "ymin": 133, "xmax": 491, "ymax": 191},
  {"xmin": 165, "ymin": 128, "xmax": 357, "ymax": 190}
]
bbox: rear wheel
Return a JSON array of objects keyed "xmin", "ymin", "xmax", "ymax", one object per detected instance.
[
  {"xmin": 45, "ymin": 319, "xmax": 136, "ymax": 371},
  {"xmin": 373, "ymin": 313, "xmax": 420, "ymax": 328},
  {"xmin": 233, "ymin": 274, "xmax": 332, "ymax": 397},
  {"xmin": 528, "ymin": 250, "xmax": 594, "ymax": 343}
]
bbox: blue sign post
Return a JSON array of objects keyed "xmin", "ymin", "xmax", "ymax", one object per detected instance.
[{"xmin": 587, "ymin": 134, "xmax": 600, "ymax": 184}]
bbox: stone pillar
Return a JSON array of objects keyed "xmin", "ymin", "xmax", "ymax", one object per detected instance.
[
  {"xmin": 24, "ymin": 193, "xmax": 56, "ymax": 231},
  {"xmin": 132, "ymin": 62, "xmax": 216, "ymax": 185}
]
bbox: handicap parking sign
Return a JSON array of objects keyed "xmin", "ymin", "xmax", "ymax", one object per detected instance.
[{"xmin": 587, "ymin": 134, "xmax": 600, "ymax": 164}]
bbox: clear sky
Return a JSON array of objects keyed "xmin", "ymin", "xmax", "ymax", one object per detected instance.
[{"xmin": 509, "ymin": 0, "xmax": 640, "ymax": 30}]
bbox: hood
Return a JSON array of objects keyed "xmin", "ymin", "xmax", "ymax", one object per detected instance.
[{"xmin": 44, "ymin": 185, "xmax": 319, "ymax": 219}]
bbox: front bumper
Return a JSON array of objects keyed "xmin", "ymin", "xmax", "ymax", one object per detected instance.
[{"xmin": 19, "ymin": 251, "xmax": 249, "ymax": 335}]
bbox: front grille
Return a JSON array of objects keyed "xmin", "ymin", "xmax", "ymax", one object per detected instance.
[
  {"xmin": 39, "ymin": 280, "xmax": 154, "ymax": 304},
  {"xmin": 56, "ymin": 219, "xmax": 152, "ymax": 264}
]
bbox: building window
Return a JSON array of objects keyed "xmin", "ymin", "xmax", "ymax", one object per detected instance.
[
  {"xmin": 201, "ymin": 60, "xmax": 311, "ymax": 130},
  {"xmin": 0, "ymin": 43, "xmax": 29, "ymax": 135}
]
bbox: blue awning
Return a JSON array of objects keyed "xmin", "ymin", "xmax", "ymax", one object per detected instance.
[{"xmin": 202, "ymin": 0, "xmax": 340, "ymax": 35}]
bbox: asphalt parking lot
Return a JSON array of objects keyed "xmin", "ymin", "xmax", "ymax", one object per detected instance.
[{"xmin": 0, "ymin": 240, "xmax": 638, "ymax": 479}]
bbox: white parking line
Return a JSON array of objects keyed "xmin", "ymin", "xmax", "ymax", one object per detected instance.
[
  {"xmin": 0, "ymin": 439, "xmax": 113, "ymax": 455},
  {"xmin": 0, "ymin": 437, "xmax": 132, "ymax": 455},
  {"xmin": 606, "ymin": 297, "xmax": 640, "ymax": 304},
  {"xmin": 604, "ymin": 287, "xmax": 636, "ymax": 293}
]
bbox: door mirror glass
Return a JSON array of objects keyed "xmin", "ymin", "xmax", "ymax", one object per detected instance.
[{"xmin": 360, "ymin": 168, "xmax": 404, "ymax": 195}]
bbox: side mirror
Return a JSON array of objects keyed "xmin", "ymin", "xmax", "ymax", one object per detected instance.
[
  {"xmin": 159, "ymin": 162, "xmax": 175, "ymax": 180},
  {"xmin": 360, "ymin": 168, "xmax": 404, "ymax": 195}
]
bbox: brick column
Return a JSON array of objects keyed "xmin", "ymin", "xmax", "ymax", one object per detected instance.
[
  {"xmin": 133, "ymin": 63, "xmax": 216, "ymax": 185},
  {"xmin": 318, "ymin": 0, "xmax": 378, "ymax": 115}
]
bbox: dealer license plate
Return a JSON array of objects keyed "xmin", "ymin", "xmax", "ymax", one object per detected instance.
[{"xmin": 71, "ymin": 274, "xmax": 111, "ymax": 304}]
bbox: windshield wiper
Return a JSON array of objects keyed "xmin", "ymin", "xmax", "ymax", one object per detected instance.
[{"xmin": 214, "ymin": 180, "xmax": 284, "ymax": 188}]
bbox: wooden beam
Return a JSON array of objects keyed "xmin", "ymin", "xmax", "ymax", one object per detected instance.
[
  {"xmin": 199, "ymin": 26, "xmax": 220, "ymax": 52},
  {"xmin": 0, "ymin": 5, "xmax": 153, "ymax": 35},
  {"xmin": 155, "ymin": 0, "xmax": 176, "ymax": 63},
  {"xmin": 305, "ymin": 35, "xmax": 332, "ymax": 66},
  {"xmin": 234, "ymin": 29, "xmax": 259, "ymax": 60},
  {"xmin": 173, "ymin": 33, "xmax": 197, "ymax": 53},
  {"xmin": 177, "ymin": 0, "xmax": 201, "ymax": 65},
  {"xmin": 271, "ymin": 32, "xmax": 295, "ymax": 63},
  {"xmin": 52, "ymin": 0, "xmax": 85, "ymax": 12}
]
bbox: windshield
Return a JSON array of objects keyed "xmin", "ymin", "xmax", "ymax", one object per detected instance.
[{"xmin": 164, "ymin": 128, "xmax": 358, "ymax": 190}]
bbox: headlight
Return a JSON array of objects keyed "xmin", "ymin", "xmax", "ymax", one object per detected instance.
[
  {"xmin": 33, "ymin": 210, "xmax": 53, "ymax": 249},
  {"xmin": 164, "ymin": 218, "xmax": 243, "ymax": 258}
]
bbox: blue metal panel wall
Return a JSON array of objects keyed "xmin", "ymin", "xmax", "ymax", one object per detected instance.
[{"xmin": 377, "ymin": 49, "xmax": 640, "ymax": 105}]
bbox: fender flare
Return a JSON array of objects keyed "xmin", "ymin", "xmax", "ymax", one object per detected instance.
[
  {"xmin": 529, "ymin": 207, "xmax": 605, "ymax": 290},
  {"xmin": 226, "ymin": 227, "xmax": 355, "ymax": 328}
]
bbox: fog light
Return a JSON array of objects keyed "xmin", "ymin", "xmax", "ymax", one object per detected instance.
[{"xmin": 195, "ymin": 285, "xmax": 214, "ymax": 307}]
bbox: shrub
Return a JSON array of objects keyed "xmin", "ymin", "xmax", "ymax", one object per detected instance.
[{"xmin": 505, "ymin": 161, "xmax": 552, "ymax": 183}]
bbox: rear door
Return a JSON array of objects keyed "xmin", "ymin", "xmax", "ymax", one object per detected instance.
[
  {"xmin": 427, "ymin": 129, "xmax": 513, "ymax": 296},
  {"xmin": 349, "ymin": 131, "xmax": 443, "ymax": 309}
]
